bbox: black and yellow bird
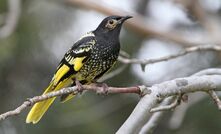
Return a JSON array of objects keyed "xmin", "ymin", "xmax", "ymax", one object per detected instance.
[{"xmin": 26, "ymin": 15, "xmax": 132, "ymax": 124}]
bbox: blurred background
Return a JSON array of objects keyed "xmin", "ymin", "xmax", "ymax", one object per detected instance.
[{"xmin": 1, "ymin": 0, "xmax": 221, "ymax": 134}]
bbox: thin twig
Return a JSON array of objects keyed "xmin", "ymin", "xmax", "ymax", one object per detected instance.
[
  {"xmin": 169, "ymin": 93, "xmax": 206, "ymax": 130},
  {"xmin": 0, "ymin": 84, "xmax": 142, "ymax": 121},
  {"xmin": 207, "ymin": 90, "xmax": 221, "ymax": 111},
  {"xmin": 118, "ymin": 45, "xmax": 221, "ymax": 65},
  {"xmin": 150, "ymin": 95, "xmax": 182, "ymax": 113}
]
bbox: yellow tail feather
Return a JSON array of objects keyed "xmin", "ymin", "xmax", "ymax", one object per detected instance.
[
  {"xmin": 26, "ymin": 64, "xmax": 76, "ymax": 124},
  {"xmin": 26, "ymin": 78, "xmax": 74, "ymax": 124},
  {"xmin": 26, "ymin": 83, "xmax": 55, "ymax": 124}
]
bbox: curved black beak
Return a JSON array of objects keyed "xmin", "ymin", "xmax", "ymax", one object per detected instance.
[{"xmin": 118, "ymin": 15, "xmax": 133, "ymax": 24}]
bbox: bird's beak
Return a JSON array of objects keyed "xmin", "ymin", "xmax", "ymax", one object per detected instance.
[{"xmin": 118, "ymin": 15, "xmax": 133, "ymax": 24}]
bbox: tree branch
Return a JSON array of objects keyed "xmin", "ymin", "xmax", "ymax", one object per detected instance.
[
  {"xmin": 140, "ymin": 67, "xmax": 220, "ymax": 132},
  {"xmin": 207, "ymin": 90, "xmax": 221, "ymax": 110},
  {"xmin": 0, "ymin": 84, "xmax": 142, "ymax": 121},
  {"xmin": 118, "ymin": 45, "xmax": 221, "ymax": 65},
  {"xmin": 168, "ymin": 93, "xmax": 205, "ymax": 130},
  {"xmin": 167, "ymin": 68, "xmax": 221, "ymax": 130},
  {"xmin": 150, "ymin": 95, "xmax": 182, "ymax": 113},
  {"xmin": 116, "ymin": 75, "xmax": 221, "ymax": 134}
]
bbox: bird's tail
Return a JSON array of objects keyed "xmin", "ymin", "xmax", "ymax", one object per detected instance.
[
  {"xmin": 26, "ymin": 79, "xmax": 72, "ymax": 124},
  {"xmin": 26, "ymin": 83, "xmax": 56, "ymax": 124}
]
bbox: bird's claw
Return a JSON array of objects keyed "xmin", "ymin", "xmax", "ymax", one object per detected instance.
[
  {"xmin": 99, "ymin": 83, "xmax": 109, "ymax": 95},
  {"xmin": 75, "ymin": 80, "xmax": 84, "ymax": 94},
  {"xmin": 91, "ymin": 82, "xmax": 109, "ymax": 95}
]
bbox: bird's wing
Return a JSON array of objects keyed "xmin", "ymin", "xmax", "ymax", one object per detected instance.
[
  {"xmin": 53, "ymin": 35, "xmax": 96, "ymax": 103},
  {"xmin": 52, "ymin": 36, "xmax": 96, "ymax": 86}
]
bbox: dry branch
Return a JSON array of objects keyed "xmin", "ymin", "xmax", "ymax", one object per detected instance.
[
  {"xmin": 116, "ymin": 75, "xmax": 221, "ymax": 134},
  {"xmin": 207, "ymin": 90, "xmax": 221, "ymax": 110},
  {"xmin": 0, "ymin": 85, "xmax": 142, "ymax": 121},
  {"xmin": 150, "ymin": 95, "xmax": 182, "ymax": 113},
  {"xmin": 167, "ymin": 68, "xmax": 221, "ymax": 130},
  {"xmin": 168, "ymin": 93, "xmax": 205, "ymax": 129},
  {"xmin": 139, "ymin": 68, "xmax": 221, "ymax": 133},
  {"xmin": 118, "ymin": 45, "xmax": 221, "ymax": 65}
]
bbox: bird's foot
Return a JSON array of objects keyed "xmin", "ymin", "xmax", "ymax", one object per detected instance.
[
  {"xmin": 75, "ymin": 80, "xmax": 84, "ymax": 94},
  {"xmin": 91, "ymin": 82, "xmax": 109, "ymax": 95}
]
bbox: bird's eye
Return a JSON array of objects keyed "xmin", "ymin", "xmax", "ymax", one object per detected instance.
[
  {"xmin": 109, "ymin": 20, "xmax": 114, "ymax": 25},
  {"xmin": 105, "ymin": 19, "xmax": 117, "ymax": 30}
]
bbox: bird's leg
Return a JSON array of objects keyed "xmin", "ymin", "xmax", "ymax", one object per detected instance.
[
  {"xmin": 91, "ymin": 81, "xmax": 109, "ymax": 95},
  {"xmin": 73, "ymin": 79, "xmax": 84, "ymax": 94}
]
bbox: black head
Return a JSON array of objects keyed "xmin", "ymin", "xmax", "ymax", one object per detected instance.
[{"xmin": 94, "ymin": 15, "xmax": 132, "ymax": 39}]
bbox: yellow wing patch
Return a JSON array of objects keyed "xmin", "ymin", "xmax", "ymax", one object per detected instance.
[
  {"xmin": 52, "ymin": 64, "xmax": 70, "ymax": 85},
  {"xmin": 69, "ymin": 57, "xmax": 86, "ymax": 71}
]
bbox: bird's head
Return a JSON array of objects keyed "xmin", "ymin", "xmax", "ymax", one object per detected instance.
[{"xmin": 94, "ymin": 15, "xmax": 132, "ymax": 38}]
